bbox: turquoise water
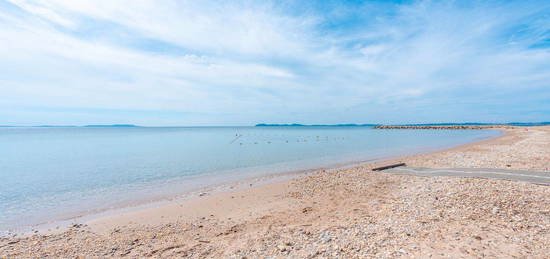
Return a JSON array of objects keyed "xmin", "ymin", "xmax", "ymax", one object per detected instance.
[{"xmin": 0, "ymin": 127, "xmax": 500, "ymax": 231}]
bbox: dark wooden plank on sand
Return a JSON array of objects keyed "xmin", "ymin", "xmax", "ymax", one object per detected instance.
[{"xmin": 372, "ymin": 163, "xmax": 406, "ymax": 171}]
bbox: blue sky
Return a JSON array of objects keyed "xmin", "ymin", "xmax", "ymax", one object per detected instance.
[{"xmin": 0, "ymin": 0, "xmax": 549, "ymax": 126}]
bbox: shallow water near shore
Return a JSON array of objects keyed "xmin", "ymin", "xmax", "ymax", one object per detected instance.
[{"xmin": 0, "ymin": 126, "xmax": 500, "ymax": 231}]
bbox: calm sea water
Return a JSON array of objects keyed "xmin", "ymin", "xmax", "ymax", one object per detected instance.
[{"xmin": 0, "ymin": 126, "xmax": 500, "ymax": 231}]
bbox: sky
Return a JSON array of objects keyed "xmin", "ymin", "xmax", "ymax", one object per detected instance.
[{"xmin": 0, "ymin": 0, "xmax": 549, "ymax": 126}]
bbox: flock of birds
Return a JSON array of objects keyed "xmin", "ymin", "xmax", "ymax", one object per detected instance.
[{"xmin": 230, "ymin": 133, "xmax": 347, "ymax": 145}]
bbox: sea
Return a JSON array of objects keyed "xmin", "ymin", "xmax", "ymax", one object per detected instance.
[{"xmin": 0, "ymin": 126, "xmax": 501, "ymax": 231}]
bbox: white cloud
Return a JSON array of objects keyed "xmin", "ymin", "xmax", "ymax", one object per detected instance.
[
  {"xmin": 29, "ymin": 0, "xmax": 315, "ymax": 57},
  {"xmin": 0, "ymin": 1, "xmax": 303, "ymax": 113},
  {"xmin": 6, "ymin": 0, "xmax": 75, "ymax": 27},
  {"xmin": 0, "ymin": 0, "xmax": 549, "ymax": 125}
]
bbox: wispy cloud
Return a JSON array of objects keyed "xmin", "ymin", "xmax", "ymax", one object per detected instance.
[{"xmin": 0, "ymin": 0, "xmax": 549, "ymax": 125}]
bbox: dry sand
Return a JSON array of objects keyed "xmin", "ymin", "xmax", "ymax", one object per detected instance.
[{"xmin": 1, "ymin": 126, "xmax": 549, "ymax": 258}]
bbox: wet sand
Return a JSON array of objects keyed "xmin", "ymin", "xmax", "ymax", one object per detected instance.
[{"xmin": 1, "ymin": 126, "xmax": 549, "ymax": 258}]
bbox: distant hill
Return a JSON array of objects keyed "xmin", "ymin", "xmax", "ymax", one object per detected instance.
[
  {"xmin": 83, "ymin": 124, "xmax": 139, "ymax": 128},
  {"xmin": 35, "ymin": 125, "xmax": 77, "ymax": 128}
]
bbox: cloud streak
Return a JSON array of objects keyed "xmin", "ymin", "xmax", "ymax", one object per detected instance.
[{"xmin": 0, "ymin": 0, "xmax": 549, "ymax": 125}]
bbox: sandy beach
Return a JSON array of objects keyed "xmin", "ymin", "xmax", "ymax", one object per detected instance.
[{"xmin": 1, "ymin": 126, "xmax": 549, "ymax": 258}]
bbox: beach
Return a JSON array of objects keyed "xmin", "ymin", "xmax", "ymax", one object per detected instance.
[{"xmin": 1, "ymin": 126, "xmax": 549, "ymax": 258}]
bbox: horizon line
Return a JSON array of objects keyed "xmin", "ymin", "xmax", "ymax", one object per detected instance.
[{"xmin": 1, "ymin": 122, "xmax": 549, "ymax": 128}]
